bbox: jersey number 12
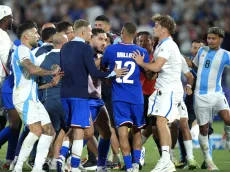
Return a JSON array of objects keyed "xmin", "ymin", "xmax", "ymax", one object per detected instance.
[{"xmin": 115, "ymin": 61, "xmax": 135, "ymax": 84}]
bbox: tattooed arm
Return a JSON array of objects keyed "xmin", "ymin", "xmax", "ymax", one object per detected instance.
[{"xmin": 21, "ymin": 59, "xmax": 60, "ymax": 76}]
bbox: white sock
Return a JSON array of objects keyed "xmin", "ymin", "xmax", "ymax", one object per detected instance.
[
  {"xmin": 71, "ymin": 140, "xmax": 83, "ymax": 169},
  {"xmin": 62, "ymin": 140, "xmax": 70, "ymax": 148},
  {"xmin": 33, "ymin": 134, "xmax": 53, "ymax": 170},
  {"xmin": 15, "ymin": 132, "xmax": 39, "ymax": 169},
  {"xmin": 184, "ymin": 140, "xmax": 194, "ymax": 160},
  {"xmin": 198, "ymin": 134, "xmax": 211, "ymax": 161},
  {"xmin": 142, "ymin": 135, "xmax": 148, "ymax": 145},
  {"xmin": 112, "ymin": 154, "xmax": 121, "ymax": 163},
  {"xmin": 161, "ymin": 146, "xmax": 170, "ymax": 161}
]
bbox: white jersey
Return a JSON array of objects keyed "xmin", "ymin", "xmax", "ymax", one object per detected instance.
[
  {"xmin": 0, "ymin": 28, "xmax": 13, "ymax": 82},
  {"xmin": 193, "ymin": 46, "xmax": 230, "ymax": 95},
  {"xmin": 154, "ymin": 37, "xmax": 183, "ymax": 92},
  {"xmin": 181, "ymin": 55, "xmax": 190, "ymax": 74},
  {"xmin": 12, "ymin": 45, "xmax": 41, "ymax": 104},
  {"xmin": 88, "ymin": 75, "xmax": 101, "ymax": 99}
]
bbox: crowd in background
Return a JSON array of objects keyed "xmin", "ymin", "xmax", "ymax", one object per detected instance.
[{"xmin": 1, "ymin": 0, "xmax": 230, "ymax": 102}]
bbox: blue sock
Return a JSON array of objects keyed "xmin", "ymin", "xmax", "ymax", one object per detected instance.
[
  {"xmin": 71, "ymin": 155, "xmax": 80, "ymax": 168},
  {"xmin": 0, "ymin": 126, "xmax": 12, "ymax": 147},
  {"xmin": 6, "ymin": 129, "xmax": 20, "ymax": 160},
  {"xmin": 208, "ymin": 137, "xmax": 213, "ymax": 158},
  {"xmin": 83, "ymin": 139, "xmax": 88, "ymax": 147},
  {"xmin": 97, "ymin": 138, "xmax": 110, "ymax": 167},
  {"xmin": 60, "ymin": 146, "xmax": 69, "ymax": 158},
  {"xmin": 123, "ymin": 155, "xmax": 132, "ymax": 170},
  {"xmin": 133, "ymin": 149, "xmax": 141, "ymax": 164}
]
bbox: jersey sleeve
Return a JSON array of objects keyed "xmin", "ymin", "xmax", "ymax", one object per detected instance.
[
  {"xmin": 143, "ymin": 49, "xmax": 150, "ymax": 63},
  {"xmin": 181, "ymin": 55, "xmax": 190, "ymax": 74},
  {"xmin": 157, "ymin": 44, "xmax": 174, "ymax": 60},
  {"xmin": 192, "ymin": 47, "xmax": 203, "ymax": 67},
  {"xmin": 101, "ymin": 46, "xmax": 110, "ymax": 67},
  {"xmin": 226, "ymin": 51, "xmax": 230, "ymax": 66},
  {"xmin": 18, "ymin": 46, "xmax": 31, "ymax": 64}
]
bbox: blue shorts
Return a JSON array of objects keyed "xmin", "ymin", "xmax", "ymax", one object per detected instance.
[
  {"xmin": 89, "ymin": 98, "xmax": 104, "ymax": 122},
  {"xmin": 43, "ymin": 99, "xmax": 67, "ymax": 132},
  {"xmin": 61, "ymin": 98, "xmax": 90, "ymax": 128},
  {"xmin": 113, "ymin": 101, "xmax": 145, "ymax": 128},
  {"xmin": 2, "ymin": 93, "xmax": 15, "ymax": 110}
]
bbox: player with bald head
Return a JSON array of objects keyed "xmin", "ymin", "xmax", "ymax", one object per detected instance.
[
  {"xmin": 12, "ymin": 21, "xmax": 61, "ymax": 172},
  {"xmin": 41, "ymin": 22, "xmax": 56, "ymax": 32},
  {"xmin": 37, "ymin": 32, "xmax": 68, "ymax": 170}
]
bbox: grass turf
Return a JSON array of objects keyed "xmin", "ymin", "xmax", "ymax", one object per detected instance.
[{"xmin": 0, "ymin": 121, "xmax": 229, "ymax": 172}]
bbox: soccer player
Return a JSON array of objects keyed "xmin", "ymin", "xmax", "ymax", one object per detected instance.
[
  {"xmin": 187, "ymin": 27, "xmax": 230, "ymax": 170},
  {"xmin": 132, "ymin": 14, "xmax": 183, "ymax": 172},
  {"xmin": 0, "ymin": 5, "xmax": 21, "ymax": 169},
  {"xmin": 56, "ymin": 21, "xmax": 74, "ymax": 41},
  {"xmin": 101, "ymin": 22, "xmax": 149, "ymax": 172},
  {"xmin": 60, "ymin": 19, "xmax": 127, "ymax": 172},
  {"xmin": 12, "ymin": 21, "xmax": 61, "ymax": 172},
  {"xmin": 94, "ymin": 15, "xmax": 121, "ymax": 168}
]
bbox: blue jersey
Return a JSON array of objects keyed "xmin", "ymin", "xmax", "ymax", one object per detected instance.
[
  {"xmin": 101, "ymin": 43, "xmax": 149, "ymax": 104},
  {"xmin": 193, "ymin": 46, "xmax": 230, "ymax": 95},
  {"xmin": 2, "ymin": 40, "xmax": 21, "ymax": 93}
]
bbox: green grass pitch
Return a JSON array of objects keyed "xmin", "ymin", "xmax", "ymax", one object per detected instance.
[{"xmin": 0, "ymin": 121, "xmax": 229, "ymax": 172}]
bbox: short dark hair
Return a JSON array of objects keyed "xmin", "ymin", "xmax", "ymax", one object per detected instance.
[
  {"xmin": 92, "ymin": 28, "xmax": 106, "ymax": 37},
  {"xmin": 56, "ymin": 21, "xmax": 73, "ymax": 32},
  {"xmin": 106, "ymin": 33, "xmax": 114, "ymax": 44},
  {"xmin": 137, "ymin": 31, "xmax": 151, "ymax": 37},
  {"xmin": 208, "ymin": 27, "xmax": 225, "ymax": 38},
  {"xmin": 16, "ymin": 21, "xmax": 37, "ymax": 39},
  {"xmin": 41, "ymin": 27, "xmax": 57, "ymax": 41},
  {"xmin": 152, "ymin": 14, "xmax": 176, "ymax": 35},
  {"xmin": 192, "ymin": 39, "xmax": 205, "ymax": 44},
  {"xmin": 74, "ymin": 19, "xmax": 90, "ymax": 31},
  {"xmin": 95, "ymin": 15, "xmax": 110, "ymax": 23},
  {"xmin": 123, "ymin": 22, "xmax": 137, "ymax": 35}
]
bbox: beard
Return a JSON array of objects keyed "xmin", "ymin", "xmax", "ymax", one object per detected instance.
[
  {"xmin": 30, "ymin": 41, "xmax": 38, "ymax": 48},
  {"xmin": 93, "ymin": 47, "xmax": 103, "ymax": 54}
]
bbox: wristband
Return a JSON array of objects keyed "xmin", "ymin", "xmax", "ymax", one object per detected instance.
[{"xmin": 186, "ymin": 84, "xmax": 192, "ymax": 89}]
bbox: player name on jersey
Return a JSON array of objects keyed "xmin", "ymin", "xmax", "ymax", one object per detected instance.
[{"xmin": 117, "ymin": 52, "xmax": 133, "ymax": 58}]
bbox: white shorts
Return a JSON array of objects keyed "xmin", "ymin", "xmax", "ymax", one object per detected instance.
[
  {"xmin": 178, "ymin": 101, "xmax": 188, "ymax": 119},
  {"xmin": 148, "ymin": 89, "xmax": 183, "ymax": 123},
  {"xmin": 194, "ymin": 92, "xmax": 229, "ymax": 125},
  {"xmin": 14, "ymin": 100, "xmax": 51, "ymax": 126}
]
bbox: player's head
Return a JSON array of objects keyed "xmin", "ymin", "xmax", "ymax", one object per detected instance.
[
  {"xmin": 106, "ymin": 33, "xmax": 114, "ymax": 47},
  {"xmin": 17, "ymin": 21, "xmax": 40, "ymax": 49},
  {"xmin": 90, "ymin": 28, "xmax": 107, "ymax": 53},
  {"xmin": 94, "ymin": 15, "xmax": 110, "ymax": 33},
  {"xmin": 0, "ymin": 5, "xmax": 13, "ymax": 31},
  {"xmin": 56, "ymin": 21, "xmax": 74, "ymax": 41},
  {"xmin": 137, "ymin": 31, "xmax": 152, "ymax": 52},
  {"xmin": 41, "ymin": 23, "xmax": 56, "ymax": 32},
  {"xmin": 207, "ymin": 27, "xmax": 224, "ymax": 50},
  {"xmin": 52, "ymin": 32, "xmax": 68, "ymax": 49},
  {"xmin": 152, "ymin": 14, "xmax": 176, "ymax": 38},
  {"xmin": 74, "ymin": 19, "xmax": 92, "ymax": 42},
  {"xmin": 41, "ymin": 27, "xmax": 57, "ymax": 43},
  {"xmin": 121, "ymin": 22, "xmax": 137, "ymax": 41},
  {"xmin": 190, "ymin": 39, "xmax": 205, "ymax": 56}
]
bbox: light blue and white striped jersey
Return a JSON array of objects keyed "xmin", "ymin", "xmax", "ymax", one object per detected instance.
[
  {"xmin": 193, "ymin": 46, "xmax": 230, "ymax": 95},
  {"xmin": 12, "ymin": 45, "xmax": 41, "ymax": 104}
]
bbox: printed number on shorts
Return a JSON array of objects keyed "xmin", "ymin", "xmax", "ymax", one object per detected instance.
[{"xmin": 115, "ymin": 61, "xmax": 135, "ymax": 84}]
